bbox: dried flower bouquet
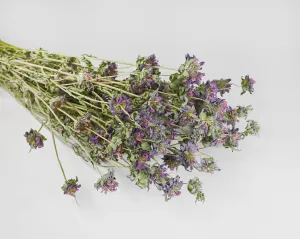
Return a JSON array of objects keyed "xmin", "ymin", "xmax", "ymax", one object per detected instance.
[{"xmin": 0, "ymin": 40, "xmax": 259, "ymax": 202}]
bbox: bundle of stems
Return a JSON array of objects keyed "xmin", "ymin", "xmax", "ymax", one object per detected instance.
[{"xmin": 0, "ymin": 40, "xmax": 259, "ymax": 202}]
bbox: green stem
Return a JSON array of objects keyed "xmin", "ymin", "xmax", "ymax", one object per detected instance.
[
  {"xmin": 95, "ymin": 82, "xmax": 140, "ymax": 97},
  {"xmin": 88, "ymin": 129, "xmax": 110, "ymax": 144},
  {"xmin": 10, "ymin": 60, "xmax": 77, "ymax": 79},
  {"xmin": 197, "ymin": 151, "xmax": 212, "ymax": 158},
  {"xmin": 57, "ymin": 108, "xmax": 77, "ymax": 122},
  {"xmin": 158, "ymin": 91, "xmax": 177, "ymax": 96},
  {"xmin": 37, "ymin": 121, "xmax": 46, "ymax": 133},
  {"xmin": 52, "ymin": 132, "xmax": 67, "ymax": 181},
  {"xmin": 84, "ymin": 55, "xmax": 178, "ymax": 71},
  {"xmin": 68, "ymin": 89, "xmax": 108, "ymax": 104}
]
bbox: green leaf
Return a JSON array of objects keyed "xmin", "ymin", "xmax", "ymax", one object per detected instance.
[
  {"xmin": 182, "ymin": 70, "xmax": 189, "ymax": 78},
  {"xmin": 109, "ymin": 136, "xmax": 122, "ymax": 150},
  {"xmin": 199, "ymin": 112, "xmax": 207, "ymax": 121},
  {"xmin": 141, "ymin": 142, "xmax": 150, "ymax": 151}
]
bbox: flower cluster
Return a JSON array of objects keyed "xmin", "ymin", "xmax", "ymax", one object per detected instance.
[
  {"xmin": 24, "ymin": 129, "xmax": 46, "ymax": 149},
  {"xmin": 51, "ymin": 97, "xmax": 66, "ymax": 111},
  {"xmin": 241, "ymin": 75, "xmax": 256, "ymax": 94},
  {"xmin": 139, "ymin": 54, "xmax": 159, "ymax": 75},
  {"xmin": 134, "ymin": 152, "xmax": 151, "ymax": 172},
  {"xmin": 162, "ymin": 176, "xmax": 183, "ymax": 201},
  {"xmin": 94, "ymin": 170, "xmax": 119, "ymax": 193},
  {"xmin": 130, "ymin": 55, "xmax": 160, "ymax": 94},
  {"xmin": 237, "ymin": 105, "xmax": 253, "ymax": 118},
  {"xmin": 162, "ymin": 155, "xmax": 181, "ymax": 171},
  {"xmin": 61, "ymin": 177, "xmax": 81, "ymax": 197},
  {"xmin": 109, "ymin": 95, "xmax": 131, "ymax": 120},
  {"xmin": 179, "ymin": 142, "xmax": 198, "ymax": 170},
  {"xmin": 98, "ymin": 61, "xmax": 118, "ymax": 78},
  {"xmin": 184, "ymin": 54, "xmax": 205, "ymax": 86},
  {"xmin": 199, "ymin": 157, "xmax": 220, "ymax": 173},
  {"xmin": 212, "ymin": 78, "xmax": 232, "ymax": 96},
  {"xmin": 75, "ymin": 113, "xmax": 92, "ymax": 134},
  {"xmin": 83, "ymin": 72, "xmax": 95, "ymax": 92},
  {"xmin": 243, "ymin": 120, "xmax": 260, "ymax": 136},
  {"xmin": 187, "ymin": 177, "xmax": 205, "ymax": 203},
  {"xmin": 104, "ymin": 62, "xmax": 118, "ymax": 78}
]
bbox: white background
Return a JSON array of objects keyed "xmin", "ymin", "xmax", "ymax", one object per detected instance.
[{"xmin": 0, "ymin": 0, "xmax": 299, "ymax": 238}]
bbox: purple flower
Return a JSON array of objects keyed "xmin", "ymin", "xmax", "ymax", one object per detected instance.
[
  {"xmin": 198, "ymin": 157, "xmax": 220, "ymax": 173},
  {"xmin": 226, "ymin": 107, "xmax": 239, "ymax": 128},
  {"xmin": 140, "ymin": 118, "xmax": 151, "ymax": 128},
  {"xmin": 140, "ymin": 54, "xmax": 159, "ymax": 70},
  {"xmin": 183, "ymin": 54, "xmax": 205, "ymax": 87},
  {"xmin": 104, "ymin": 62, "xmax": 118, "ymax": 78},
  {"xmin": 185, "ymin": 54, "xmax": 205, "ymax": 70},
  {"xmin": 178, "ymin": 105, "xmax": 196, "ymax": 126},
  {"xmin": 162, "ymin": 176, "xmax": 183, "ymax": 201},
  {"xmin": 216, "ymin": 101, "xmax": 229, "ymax": 120},
  {"xmin": 158, "ymin": 138, "xmax": 172, "ymax": 154},
  {"xmin": 155, "ymin": 165, "xmax": 168, "ymax": 178},
  {"xmin": 138, "ymin": 54, "xmax": 159, "ymax": 78},
  {"xmin": 134, "ymin": 129, "xmax": 144, "ymax": 142},
  {"xmin": 94, "ymin": 169, "xmax": 119, "ymax": 193},
  {"xmin": 131, "ymin": 55, "xmax": 161, "ymax": 95},
  {"xmin": 135, "ymin": 160, "xmax": 146, "ymax": 172},
  {"xmin": 223, "ymin": 128, "xmax": 242, "ymax": 149},
  {"xmin": 90, "ymin": 132, "xmax": 100, "ymax": 145},
  {"xmin": 186, "ymin": 71, "xmax": 205, "ymax": 86},
  {"xmin": 241, "ymin": 75, "xmax": 256, "ymax": 94},
  {"xmin": 199, "ymin": 121, "xmax": 209, "ymax": 137},
  {"xmin": 130, "ymin": 78, "xmax": 159, "ymax": 95},
  {"xmin": 148, "ymin": 121, "xmax": 166, "ymax": 140},
  {"xmin": 187, "ymin": 88, "xmax": 200, "ymax": 98},
  {"xmin": 61, "ymin": 177, "xmax": 81, "ymax": 197},
  {"xmin": 134, "ymin": 152, "xmax": 151, "ymax": 172},
  {"xmin": 109, "ymin": 95, "xmax": 131, "ymax": 120},
  {"xmin": 179, "ymin": 142, "xmax": 198, "ymax": 170},
  {"xmin": 162, "ymin": 155, "xmax": 181, "ymax": 171},
  {"xmin": 205, "ymin": 81, "xmax": 218, "ymax": 102},
  {"xmin": 166, "ymin": 121, "xmax": 176, "ymax": 140},
  {"xmin": 24, "ymin": 129, "xmax": 46, "ymax": 149},
  {"xmin": 50, "ymin": 97, "xmax": 66, "ymax": 111},
  {"xmin": 75, "ymin": 113, "xmax": 92, "ymax": 134},
  {"xmin": 211, "ymin": 79, "xmax": 232, "ymax": 96},
  {"xmin": 218, "ymin": 101, "xmax": 229, "ymax": 111},
  {"xmin": 149, "ymin": 164, "xmax": 169, "ymax": 186},
  {"xmin": 148, "ymin": 94, "xmax": 166, "ymax": 114},
  {"xmin": 147, "ymin": 54, "xmax": 159, "ymax": 66},
  {"xmin": 89, "ymin": 129, "xmax": 109, "ymax": 145}
]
